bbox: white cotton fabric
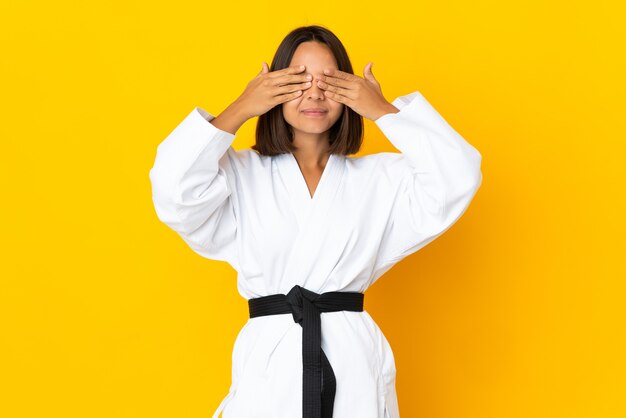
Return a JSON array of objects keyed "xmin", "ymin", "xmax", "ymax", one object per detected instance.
[{"xmin": 149, "ymin": 90, "xmax": 483, "ymax": 418}]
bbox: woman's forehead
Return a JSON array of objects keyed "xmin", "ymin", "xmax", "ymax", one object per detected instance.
[{"xmin": 291, "ymin": 42, "xmax": 338, "ymax": 75}]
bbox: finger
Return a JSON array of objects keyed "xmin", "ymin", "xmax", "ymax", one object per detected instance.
[
  {"xmin": 276, "ymin": 89, "xmax": 303, "ymax": 103},
  {"xmin": 280, "ymin": 80, "xmax": 312, "ymax": 92},
  {"xmin": 323, "ymin": 68, "xmax": 357, "ymax": 82},
  {"xmin": 321, "ymin": 89, "xmax": 352, "ymax": 105},
  {"xmin": 259, "ymin": 62, "xmax": 270, "ymax": 75},
  {"xmin": 318, "ymin": 75, "xmax": 353, "ymax": 90},
  {"xmin": 267, "ymin": 64, "xmax": 306, "ymax": 79},
  {"xmin": 363, "ymin": 62, "xmax": 378, "ymax": 84},
  {"xmin": 316, "ymin": 77, "xmax": 357, "ymax": 98},
  {"xmin": 274, "ymin": 72, "xmax": 313, "ymax": 87},
  {"xmin": 275, "ymin": 80, "xmax": 311, "ymax": 95},
  {"xmin": 320, "ymin": 84, "xmax": 357, "ymax": 101}
]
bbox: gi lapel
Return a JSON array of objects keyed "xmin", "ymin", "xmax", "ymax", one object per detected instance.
[
  {"xmin": 278, "ymin": 152, "xmax": 340, "ymax": 229},
  {"xmin": 276, "ymin": 152, "xmax": 346, "ymax": 290}
]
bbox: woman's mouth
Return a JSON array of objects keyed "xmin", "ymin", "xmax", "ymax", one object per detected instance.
[{"xmin": 302, "ymin": 110, "xmax": 328, "ymax": 117}]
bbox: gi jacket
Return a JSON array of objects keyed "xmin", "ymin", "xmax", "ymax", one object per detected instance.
[{"xmin": 149, "ymin": 90, "xmax": 483, "ymax": 418}]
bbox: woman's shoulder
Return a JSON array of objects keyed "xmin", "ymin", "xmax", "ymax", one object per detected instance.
[
  {"xmin": 224, "ymin": 148, "xmax": 273, "ymax": 174},
  {"xmin": 346, "ymin": 151, "xmax": 406, "ymax": 171}
]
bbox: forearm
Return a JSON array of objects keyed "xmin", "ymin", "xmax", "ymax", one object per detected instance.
[
  {"xmin": 372, "ymin": 102, "xmax": 400, "ymax": 121},
  {"xmin": 209, "ymin": 100, "xmax": 249, "ymax": 135}
]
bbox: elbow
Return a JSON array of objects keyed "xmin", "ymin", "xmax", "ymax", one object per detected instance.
[
  {"xmin": 441, "ymin": 148, "xmax": 483, "ymax": 223},
  {"xmin": 149, "ymin": 164, "xmax": 178, "ymax": 210},
  {"xmin": 463, "ymin": 152, "xmax": 483, "ymax": 205},
  {"xmin": 470, "ymin": 148, "xmax": 483, "ymax": 193},
  {"xmin": 148, "ymin": 164, "xmax": 191, "ymax": 232},
  {"xmin": 461, "ymin": 144, "xmax": 483, "ymax": 196}
]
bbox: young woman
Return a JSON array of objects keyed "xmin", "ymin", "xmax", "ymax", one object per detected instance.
[{"xmin": 149, "ymin": 25, "xmax": 482, "ymax": 418}]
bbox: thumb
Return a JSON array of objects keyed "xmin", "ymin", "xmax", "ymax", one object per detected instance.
[
  {"xmin": 261, "ymin": 62, "xmax": 269, "ymax": 74},
  {"xmin": 363, "ymin": 62, "xmax": 377, "ymax": 84}
]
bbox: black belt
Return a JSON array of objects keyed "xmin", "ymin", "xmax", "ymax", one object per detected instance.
[{"xmin": 248, "ymin": 284, "xmax": 365, "ymax": 418}]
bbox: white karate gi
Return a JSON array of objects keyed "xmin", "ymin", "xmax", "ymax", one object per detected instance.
[{"xmin": 149, "ymin": 90, "xmax": 483, "ymax": 418}]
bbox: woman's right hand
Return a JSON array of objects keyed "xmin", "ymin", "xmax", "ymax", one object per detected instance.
[{"xmin": 234, "ymin": 63, "xmax": 312, "ymax": 119}]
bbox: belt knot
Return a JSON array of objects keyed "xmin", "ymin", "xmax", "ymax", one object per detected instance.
[{"xmin": 286, "ymin": 284, "xmax": 321, "ymax": 325}]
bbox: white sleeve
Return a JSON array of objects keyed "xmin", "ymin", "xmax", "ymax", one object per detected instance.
[
  {"xmin": 149, "ymin": 106, "xmax": 240, "ymax": 269},
  {"xmin": 372, "ymin": 90, "xmax": 483, "ymax": 271}
]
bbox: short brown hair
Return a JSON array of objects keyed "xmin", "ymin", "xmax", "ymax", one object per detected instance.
[{"xmin": 252, "ymin": 25, "xmax": 364, "ymax": 157}]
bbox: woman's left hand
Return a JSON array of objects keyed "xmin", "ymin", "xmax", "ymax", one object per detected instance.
[{"xmin": 315, "ymin": 62, "xmax": 399, "ymax": 121}]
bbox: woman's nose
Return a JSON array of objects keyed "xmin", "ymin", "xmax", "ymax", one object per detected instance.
[{"xmin": 305, "ymin": 77, "xmax": 324, "ymax": 97}]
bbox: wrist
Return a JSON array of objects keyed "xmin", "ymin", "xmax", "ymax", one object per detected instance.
[
  {"xmin": 210, "ymin": 101, "xmax": 249, "ymax": 135},
  {"xmin": 372, "ymin": 102, "xmax": 400, "ymax": 121},
  {"xmin": 226, "ymin": 99, "xmax": 250, "ymax": 125}
]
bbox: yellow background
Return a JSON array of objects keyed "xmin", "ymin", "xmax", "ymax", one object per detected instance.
[{"xmin": 1, "ymin": 1, "xmax": 624, "ymax": 417}]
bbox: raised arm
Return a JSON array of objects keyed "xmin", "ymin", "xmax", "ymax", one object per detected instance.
[
  {"xmin": 372, "ymin": 91, "xmax": 483, "ymax": 275},
  {"xmin": 148, "ymin": 106, "xmax": 243, "ymax": 268}
]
